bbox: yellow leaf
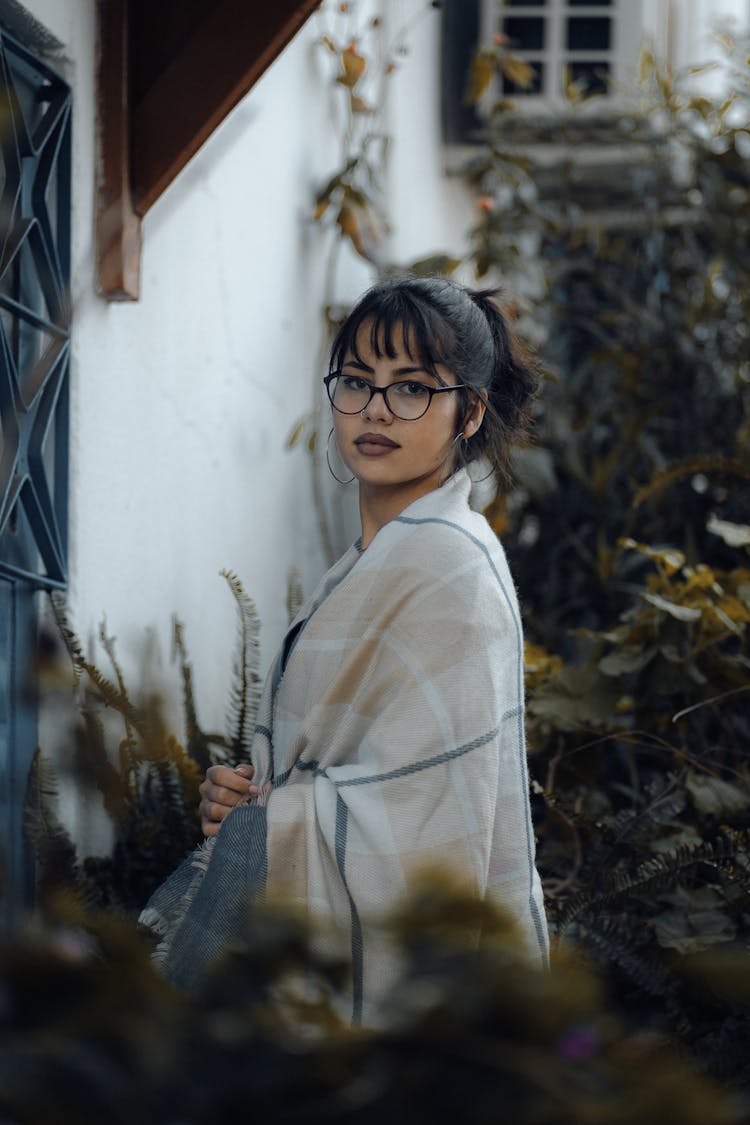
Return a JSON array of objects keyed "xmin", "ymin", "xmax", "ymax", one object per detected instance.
[
  {"xmin": 337, "ymin": 45, "xmax": 366, "ymax": 89},
  {"xmin": 490, "ymin": 97, "xmax": 517, "ymax": 115},
  {"xmin": 407, "ymin": 253, "xmax": 462, "ymax": 278},
  {"xmin": 638, "ymin": 48, "xmax": 654, "ymax": 83},
  {"xmin": 688, "ymin": 62, "xmax": 719, "ymax": 76},
  {"xmin": 336, "ymin": 202, "xmax": 379, "ymax": 262},
  {"xmin": 500, "ymin": 54, "xmax": 535, "ymax": 90},
  {"xmin": 350, "ymin": 94, "xmax": 374, "ymax": 114},
  {"xmin": 321, "ymin": 35, "xmax": 337, "ymax": 53},
  {"xmin": 313, "ymin": 198, "xmax": 330, "ymax": 221},
  {"xmin": 618, "ymin": 538, "xmax": 686, "ymax": 575},
  {"xmin": 286, "ymin": 417, "xmax": 307, "ymax": 450},
  {"xmin": 466, "ymin": 51, "xmax": 495, "ymax": 103}
]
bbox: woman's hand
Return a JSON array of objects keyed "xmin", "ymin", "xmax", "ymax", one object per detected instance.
[{"xmin": 199, "ymin": 763, "xmax": 258, "ymax": 837}]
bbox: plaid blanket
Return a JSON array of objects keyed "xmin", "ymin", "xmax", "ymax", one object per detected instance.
[{"xmin": 140, "ymin": 470, "xmax": 548, "ymax": 1022}]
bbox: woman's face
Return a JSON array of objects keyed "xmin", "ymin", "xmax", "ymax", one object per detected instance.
[{"xmin": 332, "ymin": 318, "xmax": 467, "ymax": 500}]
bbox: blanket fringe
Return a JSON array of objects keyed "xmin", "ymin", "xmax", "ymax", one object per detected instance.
[{"xmin": 145, "ymin": 837, "xmax": 217, "ymax": 968}]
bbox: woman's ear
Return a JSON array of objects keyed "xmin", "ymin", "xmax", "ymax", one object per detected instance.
[{"xmin": 463, "ymin": 391, "xmax": 488, "ymax": 437}]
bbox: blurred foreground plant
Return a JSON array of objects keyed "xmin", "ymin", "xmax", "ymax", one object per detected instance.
[{"xmin": 0, "ymin": 878, "xmax": 745, "ymax": 1125}]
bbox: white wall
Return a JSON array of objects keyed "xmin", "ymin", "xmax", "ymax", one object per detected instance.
[
  {"xmin": 17, "ymin": 1, "xmax": 378, "ymax": 738},
  {"xmin": 384, "ymin": 0, "xmax": 476, "ymax": 273}
]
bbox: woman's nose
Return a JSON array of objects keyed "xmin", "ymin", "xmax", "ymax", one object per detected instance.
[{"xmin": 362, "ymin": 386, "xmax": 393, "ymax": 422}]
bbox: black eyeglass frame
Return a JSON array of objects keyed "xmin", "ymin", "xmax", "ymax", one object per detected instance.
[{"xmin": 323, "ymin": 372, "xmax": 468, "ymax": 421}]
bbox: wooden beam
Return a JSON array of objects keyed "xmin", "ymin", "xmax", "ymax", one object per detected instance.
[
  {"xmin": 131, "ymin": 0, "xmax": 321, "ymax": 216},
  {"xmin": 95, "ymin": 0, "xmax": 142, "ymax": 300}
]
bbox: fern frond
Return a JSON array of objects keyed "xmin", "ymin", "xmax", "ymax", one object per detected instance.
[
  {"xmin": 48, "ymin": 592, "xmax": 86, "ymax": 685},
  {"xmin": 97, "ymin": 618, "xmax": 132, "ymax": 704},
  {"xmin": 580, "ymin": 915, "xmax": 674, "ymax": 999},
  {"xmin": 221, "ymin": 569, "xmax": 262, "ymax": 761},
  {"xmin": 96, "ymin": 620, "xmax": 144, "ymax": 798},
  {"xmin": 556, "ymin": 832, "xmax": 748, "ymax": 934},
  {"xmin": 172, "ymin": 616, "xmax": 218, "ymax": 772},
  {"xmin": 77, "ymin": 710, "xmax": 133, "ymax": 823},
  {"xmin": 24, "ymin": 749, "xmax": 83, "ymax": 904},
  {"xmin": 49, "ymin": 594, "xmax": 148, "ymax": 737}
]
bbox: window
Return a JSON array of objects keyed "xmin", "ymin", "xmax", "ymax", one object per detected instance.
[
  {"xmin": 491, "ymin": 0, "xmax": 643, "ymax": 104},
  {"xmin": 442, "ymin": 0, "xmax": 647, "ymax": 145}
]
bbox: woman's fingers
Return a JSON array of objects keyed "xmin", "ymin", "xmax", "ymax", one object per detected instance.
[
  {"xmin": 204, "ymin": 763, "xmax": 254, "ymax": 792},
  {"xmin": 202, "ymin": 783, "xmax": 248, "ymax": 808},
  {"xmin": 199, "ymin": 762, "xmax": 257, "ymax": 836}
]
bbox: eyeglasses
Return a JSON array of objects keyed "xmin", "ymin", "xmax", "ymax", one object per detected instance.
[{"xmin": 324, "ymin": 372, "xmax": 467, "ymax": 422}]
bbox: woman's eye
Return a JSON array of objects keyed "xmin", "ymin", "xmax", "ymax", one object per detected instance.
[
  {"xmin": 341, "ymin": 376, "xmax": 369, "ymax": 390},
  {"xmin": 394, "ymin": 381, "xmax": 429, "ymax": 397}
]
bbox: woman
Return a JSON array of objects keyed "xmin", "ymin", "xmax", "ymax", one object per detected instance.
[{"xmin": 140, "ymin": 277, "xmax": 549, "ymax": 1023}]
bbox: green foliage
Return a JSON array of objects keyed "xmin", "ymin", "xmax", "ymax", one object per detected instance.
[
  {"xmin": 463, "ymin": 37, "xmax": 750, "ymax": 1084},
  {"xmin": 26, "ymin": 582, "xmax": 259, "ymax": 916},
  {"xmin": 0, "ymin": 880, "xmax": 744, "ymax": 1124}
]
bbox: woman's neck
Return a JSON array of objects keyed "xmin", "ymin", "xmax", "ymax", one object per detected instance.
[{"xmin": 358, "ymin": 474, "xmax": 445, "ymax": 550}]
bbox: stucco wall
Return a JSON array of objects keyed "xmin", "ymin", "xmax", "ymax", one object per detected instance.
[{"xmin": 23, "ymin": 1, "xmax": 376, "ymax": 740}]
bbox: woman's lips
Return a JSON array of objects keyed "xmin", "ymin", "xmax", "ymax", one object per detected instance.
[{"xmin": 354, "ymin": 433, "xmax": 400, "ymax": 456}]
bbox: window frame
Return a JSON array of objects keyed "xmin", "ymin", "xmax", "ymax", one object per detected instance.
[{"xmin": 481, "ymin": 0, "xmax": 645, "ymax": 112}]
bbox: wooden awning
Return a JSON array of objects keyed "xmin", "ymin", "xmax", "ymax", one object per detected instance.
[{"xmin": 96, "ymin": 0, "xmax": 320, "ymax": 300}]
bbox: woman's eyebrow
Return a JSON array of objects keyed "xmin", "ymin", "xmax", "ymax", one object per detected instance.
[
  {"xmin": 341, "ymin": 359, "xmax": 374, "ymax": 373},
  {"xmin": 341, "ymin": 359, "xmax": 443, "ymax": 383}
]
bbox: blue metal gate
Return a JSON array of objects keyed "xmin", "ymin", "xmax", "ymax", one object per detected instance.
[{"xmin": 0, "ymin": 29, "xmax": 71, "ymax": 920}]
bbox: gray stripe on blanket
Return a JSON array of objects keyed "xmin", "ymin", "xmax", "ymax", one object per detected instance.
[
  {"xmin": 335, "ymin": 794, "xmax": 364, "ymax": 1024},
  {"xmin": 395, "ymin": 513, "xmax": 548, "ymax": 961},
  {"xmin": 295, "ymin": 713, "xmax": 517, "ymax": 789}
]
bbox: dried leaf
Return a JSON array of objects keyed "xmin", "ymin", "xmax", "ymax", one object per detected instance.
[
  {"xmin": 638, "ymin": 47, "xmax": 655, "ymax": 84},
  {"xmin": 336, "ymin": 201, "xmax": 379, "ymax": 262},
  {"xmin": 466, "ymin": 51, "xmax": 495, "ymax": 103},
  {"xmin": 654, "ymin": 909, "xmax": 736, "ymax": 954},
  {"xmin": 707, "ymin": 515, "xmax": 750, "ymax": 548},
  {"xmin": 337, "ymin": 45, "xmax": 366, "ymax": 89},
  {"xmin": 406, "ymin": 254, "xmax": 462, "ymax": 278},
  {"xmin": 527, "ymin": 664, "xmax": 621, "ymax": 731},
  {"xmin": 598, "ymin": 645, "xmax": 657, "ymax": 676},
  {"xmin": 286, "ymin": 417, "xmax": 307, "ymax": 450},
  {"xmin": 350, "ymin": 94, "xmax": 374, "ymax": 114},
  {"xmin": 499, "ymin": 54, "xmax": 535, "ymax": 91},
  {"xmin": 619, "ymin": 538, "xmax": 685, "ymax": 575},
  {"xmin": 686, "ymin": 772, "xmax": 749, "ymax": 816},
  {"xmin": 641, "ymin": 593, "xmax": 702, "ymax": 622}
]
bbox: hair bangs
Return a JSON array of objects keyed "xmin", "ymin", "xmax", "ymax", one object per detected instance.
[{"xmin": 329, "ymin": 286, "xmax": 457, "ymax": 382}]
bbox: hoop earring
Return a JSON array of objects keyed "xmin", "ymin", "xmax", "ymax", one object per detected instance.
[
  {"xmin": 438, "ymin": 431, "xmax": 467, "ymax": 487},
  {"xmin": 326, "ymin": 428, "xmax": 355, "ymax": 484}
]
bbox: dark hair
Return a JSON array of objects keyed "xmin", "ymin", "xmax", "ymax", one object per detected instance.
[{"xmin": 328, "ymin": 276, "xmax": 540, "ymax": 488}]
